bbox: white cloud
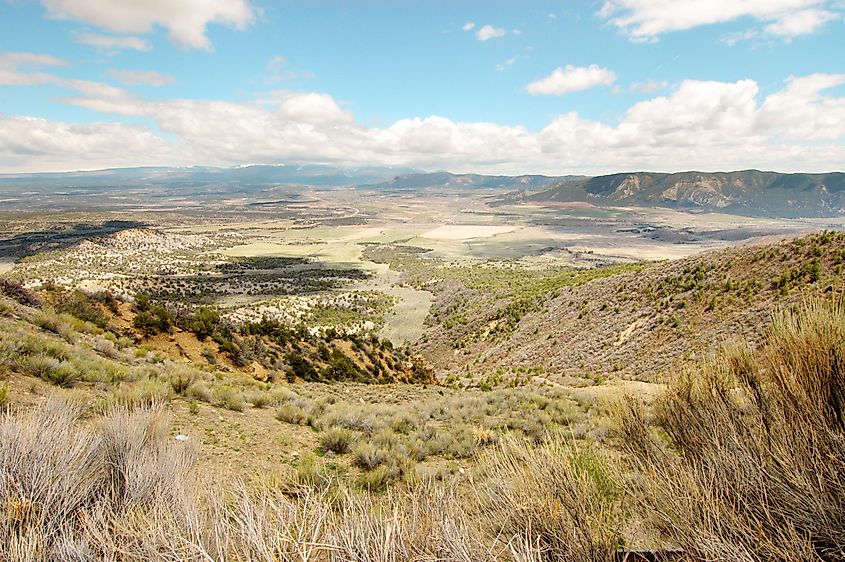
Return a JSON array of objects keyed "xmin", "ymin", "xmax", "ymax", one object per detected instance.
[
  {"xmin": 496, "ymin": 57, "xmax": 518, "ymax": 72},
  {"xmin": 462, "ymin": 21, "xmax": 475, "ymax": 31},
  {"xmin": 0, "ymin": 52, "xmax": 67, "ymax": 68},
  {"xmin": 720, "ymin": 29, "xmax": 760, "ymax": 46},
  {"xmin": 628, "ymin": 79, "xmax": 670, "ymax": 93},
  {"xmin": 0, "ymin": 115, "xmax": 174, "ymax": 171},
  {"xmin": 526, "ymin": 64, "xmax": 617, "ymax": 95},
  {"xmin": 599, "ymin": 0, "xmax": 841, "ymax": 41},
  {"xmin": 272, "ymin": 92, "xmax": 354, "ymax": 124},
  {"xmin": 75, "ymin": 32, "xmax": 151, "ymax": 52},
  {"xmin": 2, "ymin": 66, "xmax": 845, "ymax": 175},
  {"xmin": 764, "ymin": 8, "xmax": 840, "ymax": 35},
  {"xmin": 758, "ymin": 73, "xmax": 845, "ymax": 140},
  {"xmin": 41, "ymin": 0, "xmax": 255, "ymax": 50},
  {"xmin": 476, "ymin": 24, "xmax": 507, "ymax": 41},
  {"xmin": 0, "ymin": 51, "xmax": 67, "ymax": 86},
  {"xmin": 264, "ymin": 55, "xmax": 315, "ymax": 83},
  {"xmin": 108, "ymin": 68, "xmax": 174, "ymax": 86},
  {"xmin": 619, "ymin": 79, "xmax": 761, "ymax": 147}
]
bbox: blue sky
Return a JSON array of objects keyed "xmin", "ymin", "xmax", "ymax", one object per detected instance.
[{"xmin": 0, "ymin": 0, "xmax": 844, "ymax": 174}]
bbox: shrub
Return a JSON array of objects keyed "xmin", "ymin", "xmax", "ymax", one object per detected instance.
[
  {"xmin": 619, "ymin": 298, "xmax": 845, "ymax": 562},
  {"xmin": 111, "ymin": 378, "xmax": 171, "ymax": 408},
  {"xmin": 357, "ymin": 463, "xmax": 400, "ymax": 492},
  {"xmin": 0, "ymin": 396, "xmax": 521, "ymax": 561},
  {"xmin": 245, "ymin": 389, "xmax": 270, "ymax": 409},
  {"xmin": 186, "ymin": 382, "xmax": 214, "ymax": 404},
  {"xmin": 169, "ymin": 369, "xmax": 196, "ymax": 395},
  {"xmin": 54, "ymin": 289, "xmax": 108, "ymax": 329},
  {"xmin": 132, "ymin": 302, "xmax": 173, "ymax": 337},
  {"xmin": 319, "ymin": 427, "xmax": 354, "ymax": 454},
  {"xmin": 0, "ymin": 278, "xmax": 41, "ymax": 308},
  {"xmin": 26, "ymin": 354, "xmax": 79, "ymax": 387},
  {"xmin": 182, "ymin": 306, "xmax": 220, "ymax": 340},
  {"xmin": 268, "ymin": 385, "xmax": 297, "ymax": 405},
  {"xmin": 0, "ymin": 398, "xmax": 197, "ymax": 556},
  {"xmin": 352, "ymin": 441, "xmax": 388, "ymax": 471},
  {"xmin": 213, "ymin": 387, "xmax": 245, "ymax": 412},
  {"xmin": 292, "ymin": 452, "xmax": 333, "ymax": 492},
  {"xmin": 479, "ymin": 437, "xmax": 624, "ymax": 562},
  {"xmin": 286, "ymin": 351, "xmax": 319, "ymax": 381},
  {"xmin": 276, "ymin": 402, "xmax": 308, "ymax": 425},
  {"xmin": 93, "ymin": 336, "xmax": 120, "ymax": 358},
  {"xmin": 323, "ymin": 349, "xmax": 361, "ymax": 381}
]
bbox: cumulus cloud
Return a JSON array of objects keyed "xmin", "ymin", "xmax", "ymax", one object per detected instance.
[
  {"xmin": 526, "ymin": 65, "xmax": 617, "ymax": 95},
  {"xmin": 0, "ymin": 115, "xmax": 175, "ymax": 171},
  {"xmin": 2, "ymin": 65, "xmax": 845, "ymax": 175},
  {"xmin": 107, "ymin": 68, "xmax": 174, "ymax": 86},
  {"xmin": 272, "ymin": 92, "xmax": 354, "ymax": 124},
  {"xmin": 599, "ymin": 0, "xmax": 841, "ymax": 41},
  {"xmin": 758, "ymin": 73, "xmax": 845, "ymax": 140},
  {"xmin": 462, "ymin": 21, "xmax": 475, "ymax": 31},
  {"xmin": 41, "ymin": 0, "xmax": 255, "ymax": 50},
  {"xmin": 476, "ymin": 24, "xmax": 507, "ymax": 41},
  {"xmin": 75, "ymin": 32, "xmax": 151, "ymax": 52}
]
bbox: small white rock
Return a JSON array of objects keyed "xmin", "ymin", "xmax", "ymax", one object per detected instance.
[{"xmin": 175, "ymin": 434, "xmax": 189, "ymax": 442}]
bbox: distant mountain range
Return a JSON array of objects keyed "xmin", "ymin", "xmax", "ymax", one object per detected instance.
[
  {"xmin": 0, "ymin": 165, "xmax": 420, "ymax": 210},
  {"xmin": 360, "ymin": 172, "xmax": 577, "ymax": 191},
  {"xmin": 0, "ymin": 164, "xmax": 418, "ymax": 191},
  {"xmin": 0, "ymin": 165, "xmax": 843, "ymax": 217},
  {"xmin": 515, "ymin": 170, "xmax": 845, "ymax": 217}
]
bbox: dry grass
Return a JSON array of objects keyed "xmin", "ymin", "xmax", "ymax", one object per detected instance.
[
  {"xmin": 479, "ymin": 437, "xmax": 624, "ymax": 562},
  {"xmin": 4, "ymin": 274, "xmax": 845, "ymax": 559},
  {"xmin": 620, "ymin": 297, "xmax": 845, "ymax": 561},
  {"xmin": 0, "ymin": 394, "xmax": 614, "ymax": 561}
]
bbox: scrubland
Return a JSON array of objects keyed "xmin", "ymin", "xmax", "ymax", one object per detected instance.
[
  {"xmin": 2, "ymin": 227, "xmax": 845, "ymax": 561},
  {"xmin": 3, "ymin": 296, "xmax": 845, "ymax": 561}
]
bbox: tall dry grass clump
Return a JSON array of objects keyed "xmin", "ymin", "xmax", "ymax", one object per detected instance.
[
  {"xmin": 620, "ymin": 298, "xmax": 845, "ymax": 562},
  {"xmin": 0, "ymin": 397, "xmax": 199, "ymax": 561},
  {"xmin": 0, "ymin": 396, "xmax": 504, "ymax": 561},
  {"xmin": 478, "ymin": 437, "xmax": 624, "ymax": 562}
]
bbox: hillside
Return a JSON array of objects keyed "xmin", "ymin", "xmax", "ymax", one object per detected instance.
[
  {"xmin": 4, "ymin": 165, "xmax": 844, "ymax": 217},
  {"xmin": 0, "ymin": 280, "xmax": 433, "ymax": 389},
  {"xmin": 397, "ymin": 231, "xmax": 845, "ymax": 381},
  {"xmin": 520, "ymin": 170, "xmax": 845, "ymax": 217}
]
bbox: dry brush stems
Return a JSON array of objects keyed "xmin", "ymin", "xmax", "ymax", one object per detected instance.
[{"xmin": 619, "ymin": 298, "xmax": 845, "ymax": 562}]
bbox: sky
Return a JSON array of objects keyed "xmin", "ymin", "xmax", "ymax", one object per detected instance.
[{"xmin": 0, "ymin": 0, "xmax": 844, "ymax": 175}]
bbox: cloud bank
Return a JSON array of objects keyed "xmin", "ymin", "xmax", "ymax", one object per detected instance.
[{"xmin": 1, "ymin": 53, "xmax": 844, "ymax": 175}]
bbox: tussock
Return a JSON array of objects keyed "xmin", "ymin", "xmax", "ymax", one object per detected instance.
[{"xmin": 620, "ymin": 298, "xmax": 845, "ymax": 561}]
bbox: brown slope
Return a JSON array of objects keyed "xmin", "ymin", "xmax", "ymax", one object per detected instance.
[{"xmin": 434, "ymin": 231, "xmax": 845, "ymax": 381}]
